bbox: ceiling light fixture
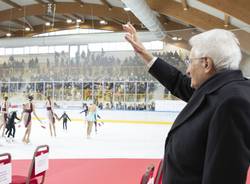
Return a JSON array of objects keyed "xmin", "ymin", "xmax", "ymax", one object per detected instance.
[
  {"xmin": 99, "ymin": 20, "xmax": 107, "ymax": 25},
  {"xmin": 124, "ymin": 7, "xmax": 130, "ymax": 11},
  {"xmin": 66, "ymin": 19, "xmax": 73, "ymax": 23},
  {"xmin": 172, "ymin": 36, "xmax": 178, "ymax": 41},
  {"xmin": 45, "ymin": 22, "xmax": 51, "ymax": 26},
  {"xmin": 6, "ymin": 33, "xmax": 12, "ymax": 37},
  {"xmin": 25, "ymin": 27, "xmax": 31, "ymax": 31}
]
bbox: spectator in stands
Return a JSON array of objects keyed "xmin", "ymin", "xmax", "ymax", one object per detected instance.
[{"xmin": 123, "ymin": 23, "xmax": 250, "ymax": 183}]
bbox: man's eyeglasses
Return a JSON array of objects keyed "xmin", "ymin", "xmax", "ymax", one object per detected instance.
[{"xmin": 184, "ymin": 57, "xmax": 207, "ymax": 66}]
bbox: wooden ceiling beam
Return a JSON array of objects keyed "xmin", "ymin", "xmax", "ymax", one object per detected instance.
[
  {"xmin": 45, "ymin": 15, "xmax": 66, "ymax": 22},
  {"xmin": 0, "ymin": 3, "xmax": 140, "ymax": 25},
  {"xmin": 1, "ymin": 0, "xmax": 22, "ymax": 10},
  {"xmin": 181, "ymin": 0, "xmax": 188, "ymax": 11},
  {"xmin": 63, "ymin": 14, "xmax": 74, "ymax": 20},
  {"xmin": 0, "ymin": 26, "xmax": 10, "ymax": 33},
  {"xmin": 12, "ymin": 20, "xmax": 143, "ymax": 37},
  {"xmin": 71, "ymin": 13, "xmax": 84, "ymax": 20},
  {"xmin": 146, "ymin": 0, "xmax": 250, "ymax": 53},
  {"xmin": 108, "ymin": 18, "xmax": 125, "ymax": 25},
  {"xmin": 74, "ymin": 0, "xmax": 85, "ymax": 6},
  {"xmin": 158, "ymin": 14, "xmax": 188, "ymax": 31},
  {"xmin": 147, "ymin": 0, "xmax": 236, "ymax": 30},
  {"xmin": 34, "ymin": 0, "xmax": 46, "ymax": 5},
  {"xmin": 12, "ymin": 19, "xmax": 29, "ymax": 28},
  {"xmin": 198, "ymin": 0, "xmax": 250, "ymax": 25},
  {"xmin": 224, "ymin": 14, "xmax": 230, "ymax": 28},
  {"xmin": 100, "ymin": 0, "xmax": 113, "ymax": 10},
  {"xmin": 47, "ymin": 0, "xmax": 55, "ymax": 4},
  {"xmin": 35, "ymin": 15, "xmax": 51, "ymax": 23}
]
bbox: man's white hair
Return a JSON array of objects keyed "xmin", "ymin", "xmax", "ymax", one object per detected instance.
[{"xmin": 189, "ymin": 29, "xmax": 242, "ymax": 71}]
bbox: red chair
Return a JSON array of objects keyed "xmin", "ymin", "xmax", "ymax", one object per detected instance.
[
  {"xmin": 12, "ymin": 145, "xmax": 49, "ymax": 184},
  {"xmin": 154, "ymin": 160, "xmax": 163, "ymax": 184},
  {"xmin": 140, "ymin": 160, "xmax": 163, "ymax": 184},
  {"xmin": 0, "ymin": 153, "xmax": 11, "ymax": 184},
  {"xmin": 140, "ymin": 164, "xmax": 155, "ymax": 184},
  {"xmin": 246, "ymin": 166, "xmax": 250, "ymax": 184}
]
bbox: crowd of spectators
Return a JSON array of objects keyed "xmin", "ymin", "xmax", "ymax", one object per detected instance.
[
  {"xmin": 0, "ymin": 50, "xmax": 186, "ymax": 82},
  {"xmin": 0, "ymin": 50, "xmax": 186, "ymax": 108}
]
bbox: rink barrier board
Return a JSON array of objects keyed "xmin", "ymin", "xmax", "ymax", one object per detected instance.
[{"xmin": 33, "ymin": 117, "xmax": 173, "ymax": 125}]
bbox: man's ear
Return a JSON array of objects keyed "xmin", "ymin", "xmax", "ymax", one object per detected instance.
[{"xmin": 204, "ymin": 58, "xmax": 214, "ymax": 72}]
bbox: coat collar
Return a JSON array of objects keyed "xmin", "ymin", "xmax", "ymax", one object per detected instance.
[{"xmin": 169, "ymin": 70, "xmax": 245, "ymax": 134}]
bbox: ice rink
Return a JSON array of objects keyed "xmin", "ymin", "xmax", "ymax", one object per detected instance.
[{"xmin": 0, "ymin": 109, "xmax": 177, "ymax": 160}]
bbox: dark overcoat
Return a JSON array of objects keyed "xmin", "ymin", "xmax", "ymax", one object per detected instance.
[{"xmin": 149, "ymin": 58, "xmax": 250, "ymax": 184}]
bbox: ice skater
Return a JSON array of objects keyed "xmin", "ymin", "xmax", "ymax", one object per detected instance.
[
  {"xmin": 0, "ymin": 96, "xmax": 10, "ymax": 137},
  {"xmin": 80, "ymin": 103, "xmax": 88, "ymax": 116},
  {"xmin": 45, "ymin": 96, "xmax": 59, "ymax": 137},
  {"xmin": 86, "ymin": 103, "xmax": 97, "ymax": 138},
  {"xmin": 5, "ymin": 111, "xmax": 20, "ymax": 142},
  {"xmin": 80, "ymin": 103, "xmax": 88, "ymax": 124},
  {"xmin": 21, "ymin": 95, "xmax": 44, "ymax": 144},
  {"xmin": 94, "ymin": 113, "xmax": 103, "ymax": 134},
  {"xmin": 59, "ymin": 111, "xmax": 71, "ymax": 130}
]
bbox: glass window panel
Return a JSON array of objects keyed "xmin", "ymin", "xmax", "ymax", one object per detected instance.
[
  {"xmin": 54, "ymin": 82, "xmax": 63, "ymax": 101},
  {"xmin": 70, "ymin": 45, "xmax": 78, "ymax": 58},
  {"xmin": 63, "ymin": 82, "xmax": 72, "ymax": 100},
  {"xmin": 24, "ymin": 47, "xmax": 30, "ymax": 54},
  {"xmin": 35, "ymin": 82, "xmax": 44, "ymax": 100},
  {"xmin": 103, "ymin": 82, "xmax": 113, "ymax": 106},
  {"xmin": 13, "ymin": 48, "xmax": 24, "ymax": 55},
  {"xmin": 48, "ymin": 46, "xmax": 55, "ymax": 53},
  {"xmin": 114, "ymin": 82, "xmax": 125, "ymax": 109},
  {"xmin": 5, "ymin": 48, "xmax": 12, "ymax": 55},
  {"xmin": 38, "ymin": 46, "xmax": 49, "ymax": 54},
  {"xmin": 55, "ymin": 45, "xmax": 69, "ymax": 53},
  {"xmin": 45, "ymin": 82, "xmax": 53, "ymax": 98},
  {"xmin": 0, "ymin": 48, "xmax": 5, "ymax": 55},
  {"xmin": 73, "ymin": 82, "xmax": 82, "ymax": 101},
  {"xmin": 125, "ymin": 82, "xmax": 136, "ymax": 103},
  {"xmin": 93, "ymin": 82, "xmax": 103, "ymax": 103},
  {"xmin": 136, "ymin": 82, "xmax": 147, "ymax": 109},
  {"xmin": 29, "ymin": 46, "xmax": 39, "ymax": 54},
  {"xmin": 83, "ymin": 82, "xmax": 92, "ymax": 101}
]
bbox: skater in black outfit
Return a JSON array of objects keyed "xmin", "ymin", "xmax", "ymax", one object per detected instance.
[
  {"xmin": 94, "ymin": 113, "xmax": 103, "ymax": 133},
  {"xmin": 5, "ymin": 111, "xmax": 20, "ymax": 141},
  {"xmin": 59, "ymin": 111, "xmax": 71, "ymax": 130},
  {"xmin": 80, "ymin": 103, "xmax": 88, "ymax": 117}
]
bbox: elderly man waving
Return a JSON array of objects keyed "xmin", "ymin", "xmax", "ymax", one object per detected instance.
[{"xmin": 123, "ymin": 23, "xmax": 250, "ymax": 184}]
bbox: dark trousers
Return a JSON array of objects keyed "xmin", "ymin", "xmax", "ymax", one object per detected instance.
[
  {"xmin": 63, "ymin": 121, "xmax": 67, "ymax": 130},
  {"xmin": 5, "ymin": 125, "xmax": 15, "ymax": 138},
  {"xmin": 94, "ymin": 121, "xmax": 97, "ymax": 132}
]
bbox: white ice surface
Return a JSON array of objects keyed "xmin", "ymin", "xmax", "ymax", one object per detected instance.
[{"xmin": 0, "ymin": 117, "xmax": 173, "ymax": 160}]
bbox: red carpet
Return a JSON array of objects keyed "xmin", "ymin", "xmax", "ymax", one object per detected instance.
[{"xmin": 12, "ymin": 158, "xmax": 160, "ymax": 184}]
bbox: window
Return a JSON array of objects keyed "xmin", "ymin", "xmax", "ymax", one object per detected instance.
[
  {"xmin": 29, "ymin": 46, "xmax": 39, "ymax": 54},
  {"xmin": 0, "ymin": 48, "xmax": 4, "ymax": 55},
  {"xmin": 38, "ymin": 46, "xmax": 49, "ymax": 54},
  {"xmin": 5, "ymin": 48, "xmax": 12, "ymax": 55}
]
